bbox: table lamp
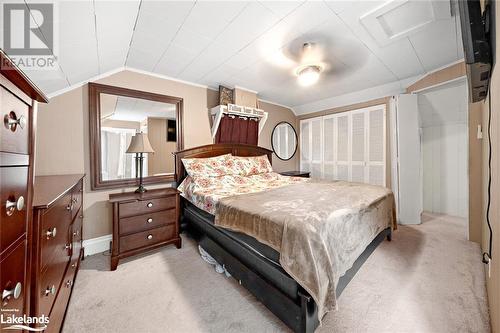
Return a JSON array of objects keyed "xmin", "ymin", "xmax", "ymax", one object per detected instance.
[{"xmin": 126, "ymin": 132, "xmax": 155, "ymax": 193}]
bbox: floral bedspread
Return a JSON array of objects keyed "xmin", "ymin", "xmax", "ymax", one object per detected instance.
[{"xmin": 178, "ymin": 172, "xmax": 307, "ymax": 215}]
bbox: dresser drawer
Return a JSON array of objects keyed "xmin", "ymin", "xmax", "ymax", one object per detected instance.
[
  {"xmin": 0, "ymin": 86, "xmax": 30, "ymax": 155},
  {"xmin": 40, "ymin": 192, "xmax": 72, "ymax": 269},
  {"xmin": 70, "ymin": 180, "xmax": 83, "ymax": 221},
  {"xmin": 38, "ymin": 256, "xmax": 68, "ymax": 317},
  {"xmin": 0, "ymin": 166, "xmax": 28, "ymax": 253},
  {"xmin": 120, "ymin": 224, "xmax": 176, "ymax": 253},
  {"xmin": 45, "ymin": 258, "xmax": 77, "ymax": 333},
  {"xmin": 0, "ymin": 240, "xmax": 26, "ymax": 329},
  {"xmin": 119, "ymin": 196, "xmax": 176, "ymax": 218},
  {"xmin": 119, "ymin": 209, "xmax": 176, "ymax": 236},
  {"xmin": 71, "ymin": 212, "xmax": 83, "ymax": 261}
]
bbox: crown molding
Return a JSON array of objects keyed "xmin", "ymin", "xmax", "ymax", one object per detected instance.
[
  {"xmin": 257, "ymin": 98, "xmax": 293, "ymax": 111},
  {"xmin": 46, "ymin": 67, "xmax": 126, "ymax": 99},
  {"xmin": 125, "ymin": 67, "xmax": 209, "ymax": 89}
]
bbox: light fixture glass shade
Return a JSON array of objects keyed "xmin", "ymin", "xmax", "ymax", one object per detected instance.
[
  {"xmin": 126, "ymin": 132, "xmax": 155, "ymax": 153},
  {"xmin": 297, "ymin": 66, "xmax": 321, "ymax": 86}
]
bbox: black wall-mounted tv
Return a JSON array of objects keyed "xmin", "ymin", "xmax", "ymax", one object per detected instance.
[{"xmin": 459, "ymin": 0, "xmax": 492, "ymax": 102}]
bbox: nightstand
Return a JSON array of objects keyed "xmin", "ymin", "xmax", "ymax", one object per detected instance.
[
  {"xmin": 109, "ymin": 188, "xmax": 181, "ymax": 270},
  {"xmin": 279, "ymin": 171, "xmax": 311, "ymax": 178}
]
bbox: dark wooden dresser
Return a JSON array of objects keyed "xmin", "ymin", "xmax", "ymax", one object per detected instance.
[
  {"xmin": 32, "ymin": 174, "xmax": 85, "ymax": 333},
  {"xmin": 0, "ymin": 51, "xmax": 48, "ymax": 330},
  {"xmin": 109, "ymin": 188, "xmax": 181, "ymax": 270}
]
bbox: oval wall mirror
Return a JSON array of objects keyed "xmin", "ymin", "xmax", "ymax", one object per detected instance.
[{"xmin": 271, "ymin": 122, "xmax": 297, "ymax": 161}]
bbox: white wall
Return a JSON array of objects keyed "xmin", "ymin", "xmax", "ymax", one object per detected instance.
[
  {"xmin": 417, "ymin": 80, "xmax": 468, "ymax": 218},
  {"xmin": 422, "ymin": 124, "xmax": 468, "ymax": 217}
]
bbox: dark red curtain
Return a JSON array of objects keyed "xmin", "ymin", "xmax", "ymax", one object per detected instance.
[{"xmin": 215, "ymin": 116, "xmax": 258, "ymax": 145}]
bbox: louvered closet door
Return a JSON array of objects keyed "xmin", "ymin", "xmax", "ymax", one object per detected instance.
[
  {"xmin": 310, "ymin": 118, "xmax": 323, "ymax": 178},
  {"xmin": 300, "ymin": 105, "xmax": 386, "ymax": 186},
  {"xmin": 322, "ymin": 116, "xmax": 335, "ymax": 180},
  {"xmin": 350, "ymin": 111, "xmax": 366, "ymax": 183},
  {"xmin": 336, "ymin": 114, "xmax": 349, "ymax": 181},
  {"xmin": 367, "ymin": 107, "xmax": 386, "ymax": 186},
  {"xmin": 300, "ymin": 120, "xmax": 311, "ymax": 172}
]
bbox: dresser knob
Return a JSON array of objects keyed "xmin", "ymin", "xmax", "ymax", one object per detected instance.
[
  {"xmin": 66, "ymin": 203, "xmax": 73, "ymax": 211},
  {"xmin": 5, "ymin": 196, "xmax": 24, "ymax": 216},
  {"xmin": 2, "ymin": 282, "xmax": 22, "ymax": 302},
  {"xmin": 65, "ymin": 280, "xmax": 73, "ymax": 288},
  {"xmin": 71, "ymin": 263, "xmax": 76, "ymax": 268},
  {"xmin": 46, "ymin": 227, "xmax": 57, "ymax": 239},
  {"xmin": 147, "ymin": 202, "xmax": 153, "ymax": 208},
  {"xmin": 44, "ymin": 285, "xmax": 56, "ymax": 296},
  {"xmin": 73, "ymin": 230, "xmax": 79, "ymax": 237},
  {"xmin": 147, "ymin": 234, "xmax": 153, "ymax": 240},
  {"xmin": 4, "ymin": 112, "xmax": 26, "ymax": 131},
  {"xmin": 65, "ymin": 243, "xmax": 72, "ymax": 250},
  {"xmin": 147, "ymin": 218, "xmax": 153, "ymax": 223}
]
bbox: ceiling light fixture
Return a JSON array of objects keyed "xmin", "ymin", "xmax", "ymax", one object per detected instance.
[{"xmin": 296, "ymin": 65, "xmax": 322, "ymax": 87}]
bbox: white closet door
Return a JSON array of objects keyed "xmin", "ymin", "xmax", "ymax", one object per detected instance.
[
  {"xmin": 300, "ymin": 120, "xmax": 311, "ymax": 172},
  {"xmin": 300, "ymin": 105, "xmax": 386, "ymax": 187},
  {"xmin": 323, "ymin": 116, "xmax": 335, "ymax": 180},
  {"xmin": 367, "ymin": 107, "xmax": 386, "ymax": 186},
  {"xmin": 336, "ymin": 114, "xmax": 349, "ymax": 181},
  {"xmin": 350, "ymin": 111, "xmax": 366, "ymax": 183},
  {"xmin": 311, "ymin": 118, "xmax": 323, "ymax": 178}
]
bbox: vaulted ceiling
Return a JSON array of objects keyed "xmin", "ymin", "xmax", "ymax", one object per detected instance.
[{"xmin": 6, "ymin": 0, "xmax": 463, "ymax": 112}]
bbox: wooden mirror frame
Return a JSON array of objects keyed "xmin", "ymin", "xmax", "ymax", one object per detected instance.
[{"xmin": 89, "ymin": 82, "xmax": 184, "ymax": 190}]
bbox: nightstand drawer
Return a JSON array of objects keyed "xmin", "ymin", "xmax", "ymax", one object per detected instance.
[
  {"xmin": 119, "ymin": 196, "xmax": 176, "ymax": 218},
  {"xmin": 119, "ymin": 224, "xmax": 176, "ymax": 253},
  {"xmin": 119, "ymin": 209, "xmax": 176, "ymax": 236}
]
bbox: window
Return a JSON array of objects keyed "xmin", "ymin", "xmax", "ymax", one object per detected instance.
[{"xmin": 300, "ymin": 105, "xmax": 386, "ymax": 186}]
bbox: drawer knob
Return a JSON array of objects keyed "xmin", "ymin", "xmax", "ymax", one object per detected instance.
[
  {"xmin": 147, "ymin": 218, "xmax": 153, "ymax": 223},
  {"xmin": 73, "ymin": 230, "xmax": 79, "ymax": 237},
  {"xmin": 44, "ymin": 285, "xmax": 56, "ymax": 296},
  {"xmin": 2, "ymin": 282, "xmax": 22, "ymax": 302},
  {"xmin": 147, "ymin": 202, "xmax": 153, "ymax": 208},
  {"xmin": 65, "ymin": 243, "xmax": 72, "ymax": 250},
  {"xmin": 5, "ymin": 196, "xmax": 24, "ymax": 216},
  {"xmin": 71, "ymin": 263, "xmax": 77, "ymax": 268},
  {"xmin": 147, "ymin": 234, "xmax": 153, "ymax": 240},
  {"xmin": 66, "ymin": 203, "xmax": 73, "ymax": 211},
  {"xmin": 65, "ymin": 280, "xmax": 73, "ymax": 288},
  {"xmin": 4, "ymin": 111, "xmax": 26, "ymax": 131},
  {"xmin": 46, "ymin": 227, "xmax": 57, "ymax": 239}
]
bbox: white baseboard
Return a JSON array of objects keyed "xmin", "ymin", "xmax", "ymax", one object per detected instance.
[{"xmin": 82, "ymin": 234, "xmax": 112, "ymax": 257}]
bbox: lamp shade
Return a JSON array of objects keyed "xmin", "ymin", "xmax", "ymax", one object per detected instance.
[{"xmin": 126, "ymin": 132, "xmax": 155, "ymax": 154}]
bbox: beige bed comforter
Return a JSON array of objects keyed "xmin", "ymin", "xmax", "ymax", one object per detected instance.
[{"xmin": 214, "ymin": 180, "xmax": 396, "ymax": 320}]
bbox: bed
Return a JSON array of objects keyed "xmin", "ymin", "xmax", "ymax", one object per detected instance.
[{"xmin": 173, "ymin": 143, "xmax": 395, "ymax": 333}]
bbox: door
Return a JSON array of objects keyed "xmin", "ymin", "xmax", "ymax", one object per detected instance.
[{"xmin": 396, "ymin": 94, "xmax": 422, "ymax": 224}]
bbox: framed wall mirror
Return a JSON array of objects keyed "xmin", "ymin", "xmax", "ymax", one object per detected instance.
[
  {"xmin": 89, "ymin": 83, "xmax": 183, "ymax": 190},
  {"xmin": 271, "ymin": 121, "xmax": 297, "ymax": 161}
]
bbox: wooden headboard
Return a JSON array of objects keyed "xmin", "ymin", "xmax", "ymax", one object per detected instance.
[{"xmin": 173, "ymin": 144, "xmax": 273, "ymax": 183}]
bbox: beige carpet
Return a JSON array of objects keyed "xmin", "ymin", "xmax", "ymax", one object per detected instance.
[{"xmin": 63, "ymin": 213, "xmax": 490, "ymax": 332}]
